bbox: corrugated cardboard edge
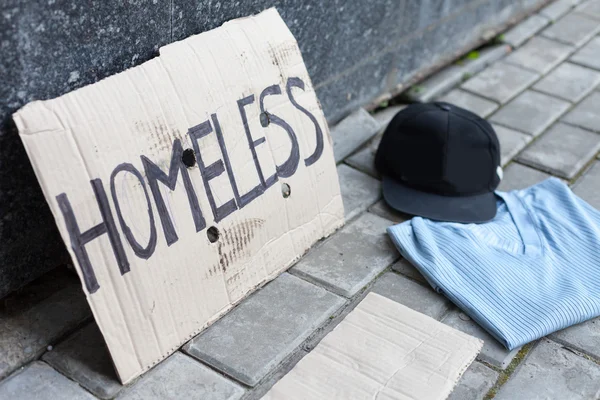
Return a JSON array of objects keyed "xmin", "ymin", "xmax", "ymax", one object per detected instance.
[
  {"xmin": 444, "ymin": 334, "xmax": 483, "ymax": 399},
  {"xmin": 13, "ymin": 7, "xmax": 344, "ymax": 384}
]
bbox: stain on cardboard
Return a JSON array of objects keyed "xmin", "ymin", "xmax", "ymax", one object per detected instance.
[
  {"xmin": 268, "ymin": 43, "xmax": 296, "ymax": 83},
  {"xmin": 135, "ymin": 118, "xmax": 177, "ymax": 156},
  {"xmin": 216, "ymin": 218, "xmax": 265, "ymax": 272}
]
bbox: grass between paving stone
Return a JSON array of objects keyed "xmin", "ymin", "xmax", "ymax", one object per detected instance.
[
  {"xmin": 455, "ymin": 51, "xmax": 480, "ymax": 65},
  {"xmin": 492, "ymin": 34, "xmax": 505, "ymax": 44},
  {"xmin": 555, "ymin": 340, "xmax": 600, "ymax": 366},
  {"xmin": 482, "ymin": 341, "xmax": 536, "ymax": 399},
  {"xmin": 409, "ymin": 85, "xmax": 425, "ymax": 95},
  {"xmin": 369, "ymin": 96, "xmax": 408, "ymax": 115},
  {"xmin": 576, "ymin": 350, "xmax": 600, "ymax": 366}
]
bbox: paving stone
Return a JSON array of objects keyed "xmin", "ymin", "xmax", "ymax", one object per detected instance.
[
  {"xmin": 344, "ymin": 134, "xmax": 382, "ymax": 178},
  {"xmin": 504, "ymin": 36, "xmax": 574, "ymax": 74},
  {"xmin": 461, "ymin": 62, "xmax": 540, "ymax": 104},
  {"xmin": 562, "ymin": 91, "xmax": 600, "ymax": 132},
  {"xmin": 405, "ymin": 65, "xmax": 465, "ymax": 103},
  {"xmin": 577, "ymin": 0, "xmax": 600, "ymax": 19},
  {"xmin": 495, "ymin": 339, "xmax": 600, "ymax": 399},
  {"xmin": 0, "ymin": 267, "xmax": 92, "ymax": 380},
  {"xmin": 551, "ymin": 317, "xmax": 600, "ymax": 361},
  {"xmin": 494, "ymin": 124, "xmax": 531, "ymax": 166},
  {"xmin": 369, "ymin": 200, "xmax": 411, "ymax": 223},
  {"xmin": 533, "ymin": 62, "xmax": 600, "ymax": 102},
  {"xmin": 0, "ymin": 361, "xmax": 96, "ymax": 400},
  {"xmin": 371, "ymin": 105, "xmax": 405, "ymax": 129},
  {"xmin": 330, "ymin": 108, "xmax": 381, "ymax": 163},
  {"xmin": 391, "ymin": 258, "xmax": 426, "ymax": 284},
  {"xmin": 184, "ymin": 273, "xmax": 344, "ymax": 387},
  {"xmin": 498, "ymin": 163, "xmax": 553, "ymax": 191},
  {"xmin": 437, "ymin": 89, "xmax": 499, "ymax": 118},
  {"xmin": 42, "ymin": 323, "xmax": 121, "ymax": 399},
  {"xmin": 243, "ymin": 350, "xmax": 308, "ymax": 400},
  {"xmin": 442, "ymin": 310, "xmax": 520, "ymax": 369},
  {"xmin": 290, "ymin": 213, "xmax": 399, "ymax": 297},
  {"xmin": 371, "ymin": 272, "xmax": 451, "ymax": 320},
  {"xmin": 541, "ymin": 12, "xmax": 600, "ymax": 47},
  {"xmin": 459, "ymin": 44, "xmax": 513, "ymax": 78},
  {"xmin": 337, "ymin": 164, "xmax": 381, "ymax": 220},
  {"xmin": 448, "ymin": 361, "xmax": 499, "ymax": 400},
  {"xmin": 517, "ymin": 122, "xmax": 600, "ymax": 179},
  {"xmin": 573, "ymin": 161, "xmax": 600, "ymax": 208},
  {"xmin": 502, "ymin": 14, "xmax": 550, "ymax": 47},
  {"xmin": 405, "ymin": 45, "xmax": 511, "ymax": 103},
  {"xmin": 117, "ymin": 352, "xmax": 244, "ymax": 400},
  {"xmin": 490, "ymin": 90, "xmax": 570, "ymax": 136},
  {"xmin": 540, "ymin": 0, "xmax": 581, "ymax": 21},
  {"xmin": 570, "ymin": 36, "xmax": 600, "ymax": 70}
]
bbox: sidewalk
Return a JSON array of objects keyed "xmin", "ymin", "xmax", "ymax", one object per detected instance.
[{"xmin": 3, "ymin": 0, "xmax": 600, "ymax": 398}]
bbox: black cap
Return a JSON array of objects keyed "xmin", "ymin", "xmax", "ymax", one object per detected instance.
[{"xmin": 375, "ymin": 102, "xmax": 502, "ymax": 223}]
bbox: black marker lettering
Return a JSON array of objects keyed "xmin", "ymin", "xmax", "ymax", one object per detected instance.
[
  {"xmin": 110, "ymin": 163, "xmax": 157, "ymax": 259},
  {"xmin": 210, "ymin": 113, "xmax": 262, "ymax": 208},
  {"xmin": 142, "ymin": 139, "xmax": 205, "ymax": 246},
  {"xmin": 56, "ymin": 179, "xmax": 130, "ymax": 294},
  {"xmin": 286, "ymin": 77, "xmax": 324, "ymax": 167},
  {"xmin": 188, "ymin": 119, "xmax": 237, "ymax": 222},
  {"xmin": 237, "ymin": 95, "xmax": 276, "ymax": 205},
  {"xmin": 259, "ymin": 85, "xmax": 300, "ymax": 178}
]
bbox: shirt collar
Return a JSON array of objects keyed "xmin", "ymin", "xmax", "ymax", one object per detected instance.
[{"xmin": 495, "ymin": 190, "xmax": 543, "ymax": 256}]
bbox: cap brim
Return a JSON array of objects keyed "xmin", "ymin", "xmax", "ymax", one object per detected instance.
[{"xmin": 382, "ymin": 176, "xmax": 498, "ymax": 223}]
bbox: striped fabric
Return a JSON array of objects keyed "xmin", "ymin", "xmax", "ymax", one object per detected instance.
[{"xmin": 387, "ymin": 178, "xmax": 600, "ymax": 350}]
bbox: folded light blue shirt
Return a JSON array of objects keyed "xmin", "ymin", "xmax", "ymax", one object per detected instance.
[{"xmin": 387, "ymin": 178, "xmax": 600, "ymax": 350}]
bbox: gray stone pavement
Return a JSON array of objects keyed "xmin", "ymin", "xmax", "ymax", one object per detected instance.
[
  {"xmin": 116, "ymin": 353, "xmax": 246, "ymax": 400},
  {"xmin": 504, "ymin": 35, "xmax": 573, "ymax": 74},
  {"xmin": 184, "ymin": 273, "xmax": 344, "ymax": 387},
  {"xmin": 3, "ymin": 1, "xmax": 600, "ymax": 398},
  {"xmin": 494, "ymin": 339, "xmax": 600, "ymax": 399},
  {"xmin": 502, "ymin": 14, "xmax": 550, "ymax": 47},
  {"xmin": 0, "ymin": 362, "xmax": 96, "ymax": 400},
  {"xmin": 42, "ymin": 323, "xmax": 122, "ymax": 399}
]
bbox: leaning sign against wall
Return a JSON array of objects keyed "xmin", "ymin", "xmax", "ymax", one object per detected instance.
[{"xmin": 13, "ymin": 8, "xmax": 344, "ymax": 383}]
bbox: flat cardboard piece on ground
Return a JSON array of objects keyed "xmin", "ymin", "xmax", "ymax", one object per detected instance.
[
  {"xmin": 264, "ymin": 293, "xmax": 483, "ymax": 400},
  {"xmin": 13, "ymin": 8, "xmax": 343, "ymax": 384}
]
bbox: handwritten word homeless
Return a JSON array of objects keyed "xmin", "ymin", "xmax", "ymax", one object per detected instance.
[{"xmin": 56, "ymin": 77, "xmax": 324, "ymax": 294}]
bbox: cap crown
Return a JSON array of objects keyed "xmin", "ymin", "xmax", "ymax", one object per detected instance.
[{"xmin": 375, "ymin": 102, "xmax": 501, "ymax": 196}]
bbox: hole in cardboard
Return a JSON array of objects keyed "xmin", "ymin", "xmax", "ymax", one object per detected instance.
[
  {"xmin": 207, "ymin": 226, "xmax": 220, "ymax": 243},
  {"xmin": 182, "ymin": 149, "xmax": 196, "ymax": 168},
  {"xmin": 282, "ymin": 183, "xmax": 291, "ymax": 198},
  {"xmin": 260, "ymin": 111, "xmax": 270, "ymax": 127}
]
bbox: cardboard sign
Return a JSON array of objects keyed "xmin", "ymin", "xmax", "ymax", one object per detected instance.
[
  {"xmin": 13, "ymin": 8, "xmax": 343, "ymax": 384},
  {"xmin": 264, "ymin": 293, "xmax": 483, "ymax": 400}
]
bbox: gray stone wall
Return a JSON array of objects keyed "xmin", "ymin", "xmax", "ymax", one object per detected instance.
[{"xmin": 0, "ymin": 0, "xmax": 544, "ymax": 298}]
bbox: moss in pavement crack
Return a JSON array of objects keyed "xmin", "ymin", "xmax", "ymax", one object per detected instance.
[{"xmin": 483, "ymin": 341, "xmax": 536, "ymax": 399}]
